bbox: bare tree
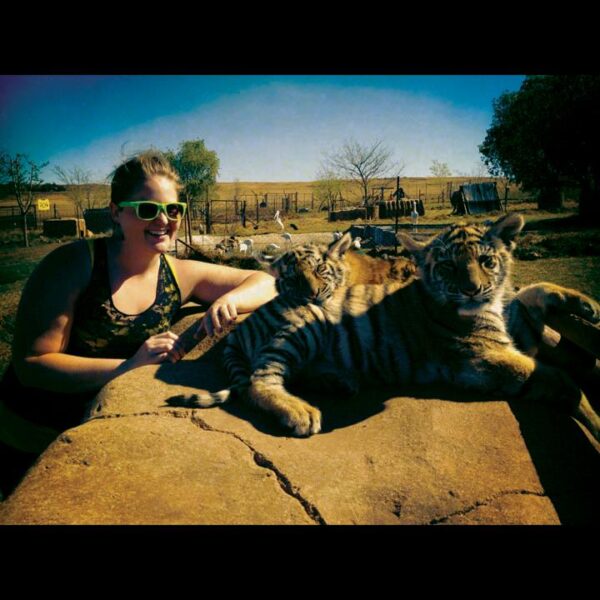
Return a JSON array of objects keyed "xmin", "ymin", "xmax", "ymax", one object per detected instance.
[
  {"xmin": 0, "ymin": 152, "xmax": 48, "ymax": 247},
  {"xmin": 471, "ymin": 160, "xmax": 491, "ymax": 179},
  {"xmin": 313, "ymin": 166, "xmax": 345, "ymax": 211},
  {"xmin": 430, "ymin": 159, "xmax": 452, "ymax": 177},
  {"xmin": 322, "ymin": 139, "xmax": 404, "ymax": 205},
  {"xmin": 53, "ymin": 165, "xmax": 98, "ymax": 215}
]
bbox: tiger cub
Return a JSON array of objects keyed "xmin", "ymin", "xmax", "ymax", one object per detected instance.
[
  {"xmin": 261, "ymin": 233, "xmax": 416, "ymax": 304},
  {"xmin": 319, "ymin": 232, "xmax": 600, "ymax": 359},
  {"xmin": 182, "ymin": 214, "xmax": 600, "ymax": 441}
]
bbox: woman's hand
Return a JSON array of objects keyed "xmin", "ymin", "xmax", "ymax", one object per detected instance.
[
  {"xmin": 195, "ymin": 296, "xmax": 238, "ymax": 338},
  {"xmin": 128, "ymin": 331, "xmax": 186, "ymax": 367}
]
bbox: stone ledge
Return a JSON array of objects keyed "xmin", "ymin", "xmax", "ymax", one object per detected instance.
[{"xmin": 1, "ymin": 307, "xmax": 599, "ymax": 524}]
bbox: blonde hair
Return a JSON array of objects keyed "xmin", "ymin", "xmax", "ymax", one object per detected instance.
[{"xmin": 110, "ymin": 150, "xmax": 181, "ymax": 205}]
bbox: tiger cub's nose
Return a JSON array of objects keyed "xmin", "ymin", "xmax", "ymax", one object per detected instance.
[{"xmin": 461, "ymin": 284, "xmax": 482, "ymax": 297}]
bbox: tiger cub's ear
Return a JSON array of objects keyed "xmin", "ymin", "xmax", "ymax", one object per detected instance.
[
  {"xmin": 486, "ymin": 213, "xmax": 525, "ymax": 249},
  {"xmin": 256, "ymin": 252, "xmax": 281, "ymax": 276},
  {"xmin": 327, "ymin": 232, "xmax": 353, "ymax": 259},
  {"xmin": 397, "ymin": 232, "xmax": 426, "ymax": 256}
]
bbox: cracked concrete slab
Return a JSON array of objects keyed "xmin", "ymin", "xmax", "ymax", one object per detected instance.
[{"xmin": 1, "ymin": 308, "xmax": 599, "ymax": 525}]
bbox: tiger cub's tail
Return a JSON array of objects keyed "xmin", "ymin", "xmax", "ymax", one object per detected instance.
[{"xmin": 184, "ymin": 388, "xmax": 232, "ymax": 407}]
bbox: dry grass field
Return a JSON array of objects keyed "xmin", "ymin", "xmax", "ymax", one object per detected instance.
[{"xmin": 0, "ymin": 176, "xmax": 526, "ymax": 219}]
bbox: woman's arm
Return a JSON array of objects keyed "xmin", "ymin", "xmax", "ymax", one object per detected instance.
[
  {"xmin": 11, "ymin": 241, "xmax": 184, "ymax": 394},
  {"xmin": 175, "ymin": 259, "xmax": 278, "ymax": 335}
]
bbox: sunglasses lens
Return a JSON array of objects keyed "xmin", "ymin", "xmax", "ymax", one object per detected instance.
[
  {"xmin": 166, "ymin": 203, "xmax": 184, "ymax": 219},
  {"xmin": 137, "ymin": 202, "xmax": 160, "ymax": 220}
]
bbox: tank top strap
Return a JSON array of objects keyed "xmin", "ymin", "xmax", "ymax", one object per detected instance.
[
  {"xmin": 85, "ymin": 238, "xmax": 95, "ymax": 271},
  {"xmin": 162, "ymin": 252, "xmax": 182, "ymax": 299},
  {"xmin": 88, "ymin": 237, "xmax": 109, "ymax": 282}
]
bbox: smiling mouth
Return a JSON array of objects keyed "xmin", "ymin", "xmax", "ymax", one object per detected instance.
[{"xmin": 146, "ymin": 229, "xmax": 169, "ymax": 238}]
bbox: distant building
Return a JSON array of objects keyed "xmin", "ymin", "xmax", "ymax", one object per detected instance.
[{"xmin": 451, "ymin": 182, "xmax": 501, "ymax": 215}]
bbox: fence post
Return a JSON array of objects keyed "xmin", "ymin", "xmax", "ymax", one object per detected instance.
[{"xmin": 206, "ymin": 200, "xmax": 212, "ymax": 234}]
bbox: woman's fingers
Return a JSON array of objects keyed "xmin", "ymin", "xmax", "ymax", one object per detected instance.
[
  {"xmin": 193, "ymin": 303, "xmax": 239, "ymax": 340},
  {"xmin": 201, "ymin": 315, "xmax": 214, "ymax": 337},
  {"xmin": 146, "ymin": 332, "xmax": 186, "ymax": 362},
  {"xmin": 211, "ymin": 307, "xmax": 222, "ymax": 334}
]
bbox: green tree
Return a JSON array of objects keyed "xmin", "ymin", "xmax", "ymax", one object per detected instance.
[
  {"xmin": 164, "ymin": 139, "xmax": 219, "ymax": 204},
  {"xmin": 0, "ymin": 152, "xmax": 48, "ymax": 247},
  {"xmin": 479, "ymin": 75, "xmax": 600, "ymax": 217}
]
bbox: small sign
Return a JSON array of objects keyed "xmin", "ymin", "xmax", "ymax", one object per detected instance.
[{"xmin": 37, "ymin": 198, "xmax": 50, "ymax": 211}]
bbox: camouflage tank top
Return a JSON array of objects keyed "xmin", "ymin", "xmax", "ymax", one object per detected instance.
[{"xmin": 68, "ymin": 238, "xmax": 182, "ymax": 359}]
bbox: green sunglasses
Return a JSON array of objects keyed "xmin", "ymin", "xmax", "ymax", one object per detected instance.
[{"xmin": 119, "ymin": 201, "xmax": 187, "ymax": 221}]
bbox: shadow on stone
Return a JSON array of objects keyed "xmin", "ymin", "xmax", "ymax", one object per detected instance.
[{"xmin": 508, "ymin": 401, "xmax": 600, "ymax": 525}]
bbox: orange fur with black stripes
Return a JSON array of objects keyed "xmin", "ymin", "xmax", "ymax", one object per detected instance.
[{"xmin": 179, "ymin": 214, "xmax": 600, "ymax": 441}]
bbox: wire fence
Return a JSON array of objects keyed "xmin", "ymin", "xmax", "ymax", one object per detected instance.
[{"xmin": 0, "ymin": 179, "xmax": 534, "ymax": 236}]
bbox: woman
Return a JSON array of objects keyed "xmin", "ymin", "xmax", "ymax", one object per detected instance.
[{"xmin": 0, "ymin": 150, "xmax": 277, "ymax": 498}]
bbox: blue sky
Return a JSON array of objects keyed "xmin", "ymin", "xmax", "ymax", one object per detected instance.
[{"xmin": 0, "ymin": 75, "xmax": 525, "ymax": 182}]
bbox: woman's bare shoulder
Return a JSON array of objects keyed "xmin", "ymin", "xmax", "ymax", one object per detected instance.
[{"xmin": 30, "ymin": 238, "xmax": 94, "ymax": 289}]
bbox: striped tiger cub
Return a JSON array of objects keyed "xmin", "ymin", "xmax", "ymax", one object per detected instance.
[
  {"xmin": 183, "ymin": 213, "xmax": 600, "ymax": 441},
  {"xmin": 259, "ymin": 233, "xmax": 416, "ymax": 304},
  {"xmin": 320, "ymin": 232, "xmax": 600, "ymax": 359}
]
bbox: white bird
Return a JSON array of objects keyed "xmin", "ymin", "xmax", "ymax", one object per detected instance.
[
  {"xmin": 411, "ymin": 201, "xmax": 419, "ymax": 231},
  {"xmin": 238, "ymin": 241, "xmax": 251, "ymax": 254},
  {"xmin": 274, "ymin": 210, "xmax": 285, "ymax": 231},
  {"xmin": 264, "ymin": 243, "xmax": 281, "ymax": 254},
  {"xmin": 352, "ymin": 236, "xmax": 362, "ymax": 249}
]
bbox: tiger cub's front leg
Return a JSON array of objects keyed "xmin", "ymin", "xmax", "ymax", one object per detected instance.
[
  {"xmin": 506, "ymin": 282, "xmax": 600, "ymax": 356},
  {"xmin": 247, "ymin": 325, "xmax": 328, "ymax": 436},
  {"xmin": 249, "ymin": 369, "xmax": 322, "ymax": 436}
]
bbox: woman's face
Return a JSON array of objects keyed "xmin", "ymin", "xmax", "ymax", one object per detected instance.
[{"xmin": 112, "ymin": 175, "xmax": 181, "ymax": 254}]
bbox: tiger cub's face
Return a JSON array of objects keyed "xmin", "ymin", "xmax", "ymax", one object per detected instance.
[
  {"xmin": 399, "ymin": 213, "xmax": 525, "ymax": 313},
  {"xmin": 260, "ymin": 236, "xmax": 352, "ymax": 304}
]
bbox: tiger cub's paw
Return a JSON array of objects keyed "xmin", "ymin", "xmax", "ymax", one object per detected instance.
[
  {"xmin": 572, "ymin": 294, "xmax": 600, "ymax": 323},
  {"xmin": 281, "ymin": 397, "xmax": 322, "ymax": 437},
  {"xmin": 550, "ymin": 285, "xmax": 600, "ymax": 323},
  {"xmin": 519, "ymin": 283, "xmax": 600, "ymax": 323}
]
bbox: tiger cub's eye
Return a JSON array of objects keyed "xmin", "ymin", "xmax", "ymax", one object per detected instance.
[{"xmin": 480, "ymin": 255, "xmax": 497, "ymax": 269}]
